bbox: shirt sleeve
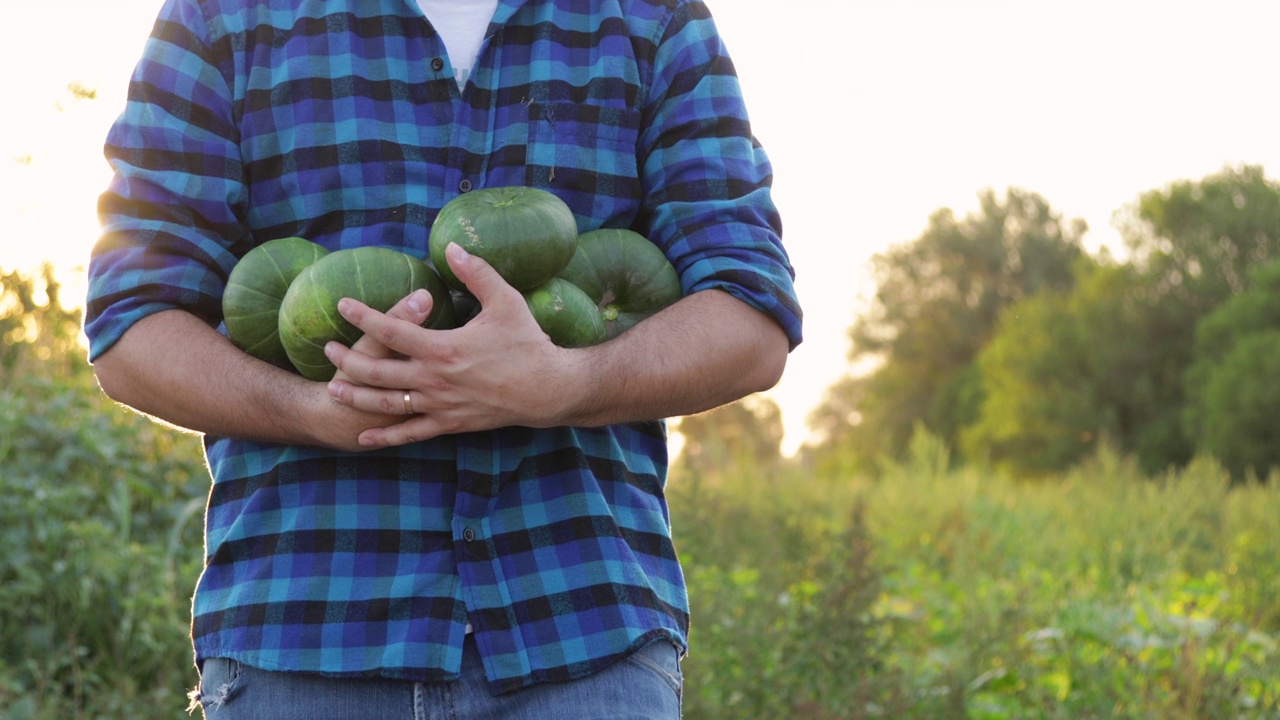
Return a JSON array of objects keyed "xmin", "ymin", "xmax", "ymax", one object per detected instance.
[
  {"xmin": 635, "ymin": 2, "xmax": 803, "ymax": 349},
  {"xmin": 84, "ymin": 0, "xmax": 248, "ymax": 362}
]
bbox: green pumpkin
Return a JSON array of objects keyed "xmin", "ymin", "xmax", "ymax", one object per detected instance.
[
  {"xmin": 222, "ymin": 236, "xmax": 329, "ymax": 367},
  {"xmin": 429, "ymin": 186, "xmax": 578, "ymax": 292},
  {"xmin": 278, "ymin": 246, "xmax": 455, "ymax": 381},
  {"xmin": 525, "ymin": 278, "xmax": 606, "ymax": 348},
  {"xmin": 555, "ymin": 229, "xmax": 682, "ymax": 340}
]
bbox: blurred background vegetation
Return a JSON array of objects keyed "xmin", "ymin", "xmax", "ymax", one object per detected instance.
[
  {"xmin": 3, "ymin": 164, "xmax": 1280, "ymax": 718},
  {"xmin": 807, "ymin": 164, "xmax": 1280, "ymax": 482}
]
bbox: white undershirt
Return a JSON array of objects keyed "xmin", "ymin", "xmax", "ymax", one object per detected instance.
[{"xmin": 415, "ymin": 0, "xmax": 501, "ymax": 88}]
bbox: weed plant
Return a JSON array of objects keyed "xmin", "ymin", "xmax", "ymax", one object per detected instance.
[
  {"xmin": 669, "ymin": 428, "xmax": 1280, "ymax": 719},
  {"xmin": 0, "ymin": 372, "xmax": 208, "ymax": 719}
]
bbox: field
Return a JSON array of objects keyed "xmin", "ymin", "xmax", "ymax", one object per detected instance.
[
  {"xmin": 671, "ymin": 430, "xmax": 1280, "ymax": 719},
  {"xmin": 2, "ymin": 373, "xmax": 1279, "ymax": 718}
]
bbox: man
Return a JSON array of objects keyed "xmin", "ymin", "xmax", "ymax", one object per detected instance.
[{"xmin": 87, "ymin": 0, "xmax": 802, "ymax": 717}]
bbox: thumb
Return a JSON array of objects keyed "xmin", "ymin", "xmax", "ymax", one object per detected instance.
[
  {"xmin": 446, "ymin": 242, "xmax": 515, "ymax": 305},
  {"xmin": 391, "ymin": 288, "xmax": 435, "ymax": 326}
]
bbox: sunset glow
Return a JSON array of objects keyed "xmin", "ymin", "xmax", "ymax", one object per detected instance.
[{"xmin": 5, "ymin": 0, "xmax": 1280, "ymax": 453}]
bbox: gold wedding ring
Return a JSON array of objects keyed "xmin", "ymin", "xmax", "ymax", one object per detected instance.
[{"xmin": 403, "ymin": 390, "xmax": 413, "ymax": 415}]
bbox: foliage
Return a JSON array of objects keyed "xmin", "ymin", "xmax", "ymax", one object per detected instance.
[
  {"xmin": 0, "ymin": 267, "xmax": 209, "ymax": 719},
  {"xmin": 963, "ymin": 258, "xmax": 1200, "ymax": 476},
  {"xmin": 671, "ymin": 427, "xmax": 1280, "ymax": 719},
  {"xmin": 1107, "ymin": 164, "xmax": 1280, "ymax": 471},
  {"xmin": 1, "ymin": 264, "xmax": 88, "ymax": 382},
  {"xmin": 1182, "ymin": 259, "xmax": 1280, "ymax": 480},
  {"xmin": 1193, "ymin": 332, "xmax": 1280, "ymax": 481},
  {"xmin": 670, "ymin": 455, "xmax": 902, "ymax": 718},
  {"xmin": 959, "ymin": 262, "xmax": 1102, "ymax": 475},
  {"xmin": 817, "ymin": 166, "xmax": 1280, "ymax": 479},
  {"xmin": 810, "ymin": 188, "xmax": 1086, "ymax": 469},
  {"xmin": 674, "ymin": 395, "xmax": 785, "ymax": 479},
  {"xmin": 1122, "ymin": 164, "xmax": 1280, "ymax": 311}
]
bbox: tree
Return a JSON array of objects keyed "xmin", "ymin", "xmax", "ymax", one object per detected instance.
[
  {"xmin": 959, "ymin": 268, "xmax": 1096, "ymax": 476},
  {"xmin": 675, "ymin": 395, "xmax": 785, "ymax": 478},
  {"xmin": 1196, "ymin": 332, "xmax": 1280, "ymax": 480},
  {"xmin": 1122, "ymin": 165, "xmax": 1280, "ymax": 311},
  {"xmin": 1, "ymin": 263, "xmax": 88, "ymax": 382},
  {"xmin": 809, "ymin": 188, "xmax": 1086, "ymax": 467},
  {"xmin": 1107, "ymin": 165, "xmax": 1280, "ymax": 471},
  {"xmin": 963, "ymin": 168, "xmax": 1280, "ymax": 477},
  {"xmin": 961, "ymin": 259, "xmax": 1185, "ymax": 476},
  {"xmin": 1183, "ymin": 259, "xmax": 1280, "ymax": 479}
]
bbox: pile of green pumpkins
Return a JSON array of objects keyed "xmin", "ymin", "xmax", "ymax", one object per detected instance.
[{"xmin": 222, "ymin": 186, "xmax": 682, "ymax": 381}]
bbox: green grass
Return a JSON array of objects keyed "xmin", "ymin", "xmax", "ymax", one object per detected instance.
[{"xmin": 669, "ymin": 431, "xmax": 1280, "ymax": 719}]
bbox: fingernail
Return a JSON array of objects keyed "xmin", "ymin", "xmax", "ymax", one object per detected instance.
[
  {"xmin": 407, "ymin": 289, "xmax": 430, "ymax": 315},
  {"xmin": 327, "ymin": 380, "xmax": 344, "ymax": 398},
  {"xmin": 337, "ymin": 298, "xmax": 353, "ymax": 316},
  {"xmin": 446, "ymin": 243, "xmax": 470, "ymax": 264},
  {"xmin": 323, "ymin": 341, "xmax": 340, "ymax": 360}
]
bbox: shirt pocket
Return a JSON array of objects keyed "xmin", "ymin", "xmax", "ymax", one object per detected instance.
[{"xmin": 524, "ymin": 102, "xmax": 643, "ymax": 228}]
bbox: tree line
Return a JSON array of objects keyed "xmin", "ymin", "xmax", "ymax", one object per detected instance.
[{"xmin": 798, "ymin": 164, "xmax": 1280, "ymax": 480}]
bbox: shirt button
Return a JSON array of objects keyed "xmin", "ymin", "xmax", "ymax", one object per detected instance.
[
  {"xmin": 431, "ymin": 57, "xmax": 445, "ymax": 72},
  {"xmin": 462, "ymin": 527, "xmax": 475, "ymax": 543},
  {"xmin": 458, "ymin": 178, "xmax": 473, "ymax": 193}
]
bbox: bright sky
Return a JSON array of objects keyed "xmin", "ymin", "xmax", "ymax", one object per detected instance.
[{"xmin": 4, "ymin": 1, "xmax": 1280, "ymax": 454}]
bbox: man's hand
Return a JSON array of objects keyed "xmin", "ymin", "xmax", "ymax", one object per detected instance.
[
  {"xmin": 332, "ymin": 288, "xmax": 438, "ymax": 378},
  {"xmin": 324, "ymin": 243, "xmax": 575, "ymax": 446},
  {"xmin": 325, "ymin": 242, "xmax": 791, "ymax": 449}
]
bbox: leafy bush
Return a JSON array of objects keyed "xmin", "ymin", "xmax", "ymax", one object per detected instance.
[
  {"xmin": 670, "ymin": 455, "xmax": 903, "ymax": 719},
  {"xmin": 0, "ymin": 263, "xmax": 209, "ymax": 719},
  {"xmin": 670, "ymin": 428, "xmax": 1280, "ymax": 719},
  {"xmin": 0, "ymin": 370, "xmax": 209, "ymax": 719},
  {"xmin": 0, "ymin": 265, "xmax": 85, "ymax": 382}
]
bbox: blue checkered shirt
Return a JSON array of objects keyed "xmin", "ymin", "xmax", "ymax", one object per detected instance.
[{"xmin": 86, "ymin": 0, "xmax": 802, "ymax": 693}]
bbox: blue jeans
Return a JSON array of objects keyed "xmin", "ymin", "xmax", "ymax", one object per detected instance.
[{"xmin": 191, "ymin": 635, "xmax": 682, "ymax": 719}]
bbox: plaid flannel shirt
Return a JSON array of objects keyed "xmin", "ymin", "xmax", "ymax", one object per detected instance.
[{"xmin": 85, "ymin": 0, "xmax": 802, "ymax": 693}]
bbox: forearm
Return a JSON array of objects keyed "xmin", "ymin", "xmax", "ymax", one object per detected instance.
[
  {"xmin": 557, "ymin": 289, "xmax": 789, "ymax": 427},
  {"xmin": 92, "ymin": 309, "xmax": 334, "ymax": 446}
]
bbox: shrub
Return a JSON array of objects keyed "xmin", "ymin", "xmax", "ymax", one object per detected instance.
[{"xmin": 0, "ymin": 371, "xmax": 208, "ymax": 719}]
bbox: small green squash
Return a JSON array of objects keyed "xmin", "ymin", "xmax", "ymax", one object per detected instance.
[
  {"xmin": 525, "ymin": 278, "xmax": 606, "ymax": 348},
  {"xmin": 222, "ymin": 236, "xmax": 329, "ymax": 368},
  {"xmin": 555, "ymin": 229, "xmax": 682, "ymax": 340},
  {"xmin": 278, "ymin": 246, "xmax": 455, "ymax": 381},
  {"xmin": 429, "ymin": 186, "xmax": 578, "ymax": 292}
]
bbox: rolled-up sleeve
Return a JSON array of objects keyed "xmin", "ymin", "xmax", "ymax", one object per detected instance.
[
  {"xmin": 636, "ymin": 2, "xmax": 803, "ymax": 349},
  {"xmin": 85, "ymin": 0, "xmax": 247, "ymax": 362}
]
